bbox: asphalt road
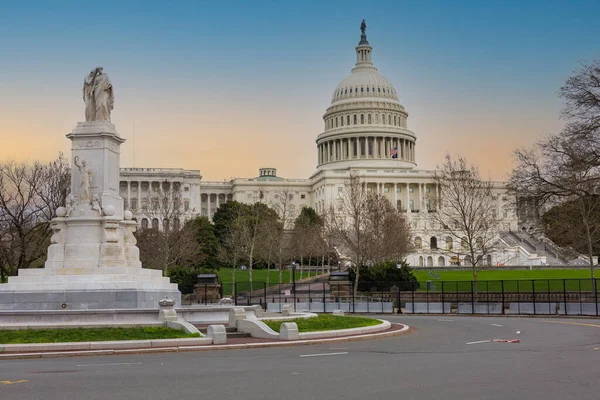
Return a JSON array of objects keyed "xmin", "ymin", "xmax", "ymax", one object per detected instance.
[{"xmin": 2, "ymin": 316, "xmax": 600, "ymax": 400}]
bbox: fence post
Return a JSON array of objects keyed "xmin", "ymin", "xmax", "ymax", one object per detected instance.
[
  {"xmin": 351, "ymin": 283, "xmax": 355, "ymax": 313},
  {"xmin": 441, "ymin": 281, "xmax": 445, "ymax": 314},
  {"xmin": 578, "ymin": 279, "xmax": 582, "ymax": 315},
  {"xmin": 426, "ymin": 282, "xmax": 430, "ymax": 314},
  {"xmin": 397, "ymin": 287, "xmax": 401, "ymax": 314},
  {"xmin": 470, "ymin": 281, "xmax": 474, "ymax": 315},
  {"xmin": 532, "ymin": 280, "xmax": 536, "ymax": 315},
  {"xmin": 594, "ymin": 277, "xmax": 598, "ymax": 317},
  {"xmin": 411, "ymin": 281, "xmax": 415, "ymax": 314},
  {"xmin": 323, "ymin": 282, "xmax": 326, "ymax": 313},
  {"xmin": 563, "ymin": 279, "xmax": 567, "ymax": 316},
  {"xmin": 501, "ymin": 280, "xmax": 505, "ymax": 315},
  {"xmin": 234, "ymin": 282, "xmax": 238, "ymax": 306},
  {"xmin": 517, "ymin": 280, "xmax": 521, "ymax": 315}
]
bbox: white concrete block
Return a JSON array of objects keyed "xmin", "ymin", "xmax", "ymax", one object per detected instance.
[
  {"xmin": 280, "ymin": 322, "xmax": 299, "ymax": 340},
  {"xmin": 332, "ymin": 310, "xmax": 345, "ymax": 316},
  {"xmin": 207, "ymin": 324, "xmax": 227, "ymax": 344},
  {"xmin": 228, "ymin": 307, "xmax": 247, "ymax": 329},
  {"xmin": 281, "ymin": 304, "xmax": 293, "ymax": 316}
]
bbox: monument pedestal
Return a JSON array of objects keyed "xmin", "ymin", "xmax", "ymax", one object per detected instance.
[{"xmin": 0, "ymin": 120, "xmax": 180, "ymax": 310}]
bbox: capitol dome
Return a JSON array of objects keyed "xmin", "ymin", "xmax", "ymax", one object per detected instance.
[{"xmin": 316, "ymin": 21, "xmax": 417, "ymax": 170}]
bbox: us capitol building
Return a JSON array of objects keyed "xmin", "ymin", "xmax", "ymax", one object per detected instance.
[{"xmin": 118, "ymin": 24, "xmax": 567, "ymax": 267}]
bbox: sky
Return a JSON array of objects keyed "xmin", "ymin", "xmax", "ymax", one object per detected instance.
[{"xmin": 1, "ymin": 0, "xmax": 599, "ymax": 181}]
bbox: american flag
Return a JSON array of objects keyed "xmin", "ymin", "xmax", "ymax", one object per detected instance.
[{"xmin": 390, "ymin": 146, "xmax": 398, "ymax": 158}]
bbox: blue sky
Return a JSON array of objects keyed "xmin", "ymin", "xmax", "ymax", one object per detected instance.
[{"xmin": 1, "ymin": 0, "xmax": 599, "ymax": 180}]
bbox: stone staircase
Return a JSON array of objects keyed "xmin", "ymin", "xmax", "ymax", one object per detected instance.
[
  {"xmin": 502, "ymin": 230, "xmax": 585, "ymax": 266},
  {"xmin": 197, "ymin": 326, "xmax": 251, "ymax": 339}
]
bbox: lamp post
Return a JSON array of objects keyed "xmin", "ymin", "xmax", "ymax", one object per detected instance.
[{"xmin": 291, "ymin": 261, "xmax": 297, "ymax": 311}]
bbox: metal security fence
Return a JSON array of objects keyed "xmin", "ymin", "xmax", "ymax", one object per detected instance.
[{"xmin": 184, "ymin": 279, "xmax": 600, "ymax": 316}]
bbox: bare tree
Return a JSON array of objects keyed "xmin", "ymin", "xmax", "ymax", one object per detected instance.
[
  {"xmin": 269, "ymin": 186, "xmax": 295, "ymax": 284},
  {"xmin": 328, "ymin": 173, "xmax": 412, "ymax": 296},
  {"xmin": 511, "ymin": 59, "xmax": 600, "ymax": 274},
  {"xmin": 135, "ymin": 180, "xmax": 202, "ymax": 276},
  {"xmin": 218, "ymin": 205, "xmax": 248, "ymax": 296},
  {"xmin": 431, "ymin": 154, "xmax": 502, "ymax": 290},
  {"xmin": 0, "ymin": 154, "xmax": 70, "ymax": 278}
]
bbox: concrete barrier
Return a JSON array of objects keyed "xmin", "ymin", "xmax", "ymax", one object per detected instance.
[
  {"xmin": 406, "ymin": 302, "xmax": 451, "ymax": 314},
  {"xmin": 207, "ymin": 325, "xmax": 227, "ymax": 344}
]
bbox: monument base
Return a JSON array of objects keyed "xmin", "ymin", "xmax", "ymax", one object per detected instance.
[
  {"xmin": 0, "ymin": 267, "xmax": 181, "ymax": 310},
  {"xmin": 0, "ymin": 288, "xmax": 181, "ymax": 311}
]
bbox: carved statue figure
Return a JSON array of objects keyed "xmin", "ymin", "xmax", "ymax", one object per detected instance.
[
  {"xmin": 65, "ymin": 194, "xmax": 78, "ymax": 217},
  {"xmin": 91, "ymin": 194, "xmax": 101, "ymax": 213},
  {"xmin": 360, "ymin": 19, "xmax": 366, "ymax": 34},
  {"xmin": 83, "ymin": 69, "xmax": 97, "ymax": 122},
  {"xmin": 74, "ymin": 156, "xmax": 92, "ymax": 204},
  {"xmin": 82, "ymin": 67, "xmax": 114, "ymax": 122}
]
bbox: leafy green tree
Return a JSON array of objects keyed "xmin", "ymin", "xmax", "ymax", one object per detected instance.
[
  {"xmin": 188, "ymin": 216, "xmax": 220, "ymax": 268},
  {"xmin": 349, "ymin": 260, "xmax": 419, "ymax": 291}
]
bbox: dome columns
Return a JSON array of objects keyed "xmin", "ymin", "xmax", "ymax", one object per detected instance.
[{"xmin": 317, "ymin": 135, "xmax": 415, "ymax": 166}]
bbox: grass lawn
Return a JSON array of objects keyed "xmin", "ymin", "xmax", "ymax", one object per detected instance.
[
  {"xmin": 413, "ymin": 269, "xmax": 599, "ymax": 293},
  {"xmin": 413, "ymin": 269, "xmax": 596, "ymax": 283},
  {"xmin": 0, "ymin": 326, "xmax": 200, "ymax": 344},
  {"xmin": 262, "ymin": 314, "xmax": 382, "ymax": 333},
  {"xmin": 218, "ymin": 268, "xmax": 324, "ymax": 291}
]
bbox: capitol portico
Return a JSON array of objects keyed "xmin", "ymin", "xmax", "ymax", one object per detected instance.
[{"xmin": 118, "ymin": 23, "xmax": 559, "ymax": 267}]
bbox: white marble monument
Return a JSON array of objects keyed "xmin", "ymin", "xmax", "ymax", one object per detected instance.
[{"xmin": 0, "ymin": 67, "xmax": 181, "ymax": 310}]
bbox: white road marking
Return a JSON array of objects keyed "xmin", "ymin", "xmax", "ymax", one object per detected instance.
[
  {"xmin": 465, "ymin": 340, "xmax": 491, "ymax": 345},
  {"xmin": 76, "ymin": 362, "xmax": 143, "ymax": 367},
  {"xmin": 299, "ymin": 352, "xmax": 348, "ymax": 358},
  {"xmin": 437, "ymin": 319, "xmax": 454, "ymax": 322},
  {"xmin": 516, "ymin": 331, "xmax": 521, "ymax": 335},
  {"xmin": 329, "ymin": 347, "xmax": 348, "ymax": 350},
  {"xmin": 491, "ymin": 324, "xmax": 503, "ymax": 327}
]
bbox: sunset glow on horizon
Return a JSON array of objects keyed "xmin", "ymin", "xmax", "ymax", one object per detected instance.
[{"xmin": 1, "ymin": 0, "xmax": 599, "ymax": 181}]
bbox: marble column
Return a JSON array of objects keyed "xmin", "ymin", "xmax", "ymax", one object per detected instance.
[
  {"xmin": 406, "ymin": 183, "xmax": 411, "ymax": 213},
  {"xmin": 138, "ymin": 181, "xmax": 142, "ymax": 212},
  {"xmin": 207, "ymin": 193, "xmax": 212, "ymax": 219},
  {"xmin": 418, "ymin": 183, "xmax": 423, "ymax": 211},
  {"xmin": 435, "ymin": 183, "xmax": 439, "ymax": 211},
  {"xmin": 126, "ymin": 181, "xmax": 131, "ymax": 210}
]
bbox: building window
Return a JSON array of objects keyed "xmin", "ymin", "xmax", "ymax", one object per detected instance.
[
  {"xmin": 409, "ymin": 199, "xmax": 414, "ymax": 210},
  {"xmin": 361, "ymin": 114, "xmax": 364, "ymax": 124},
  {"xmin": 396, "ymin": 187, "xmax": 401, "ymax": 193},
  {"xmin": 184, "ymin": 186, "xmax": 190, "ymax": 192},
  {"xmin": 361, "ymin": 87, "xmax": 364, "ymax": 92},
  {"xmin": 426, "ymin": 187, "xmax": 430, "ymax": 193},
  {"xmin": 384, "ymin": 187, "xmax": 389, "ymax": 193},
  {"xmin": 415, "ymin": 237, "xmax": 422, "ymax": 249},
  {"xmin": 131, "ymin": 198, "xmax": 137, "ymax": 211},
  {"xmin": 354, "ymin": 115, "xmax": 357, "ymax": 125},
  {"xmin": 184, "ymin": 199, "xmax": 190, "ymax": 212},
  {"xmin": 368, "ymin": 114, "xmax": 372, "ymax": 123},
  {"xmin": 409, "ymin": 188, "xmax": 413, "ymax": 193},
  {"xmin": 350, "ymin": 88, "xmax": 353, "ymax": 93},
  {"xmin": 301, "ymin": 194, "xmax": 305, "ymax": 199},
  {"xmin": 394, "ymin": 115, "xmax": 397, "ymax": 125},
  {"xmin": 141, "ymin": 218, "xmax": 149, "ymax": 229},
  {"xmin": 338, "ymin": 187, "xmax": 343, "ymax": 193},
  {"xmin": 347, "ymin": 115, "xmax": 350, "ymax": 125},
  {"xmin": 366, "ymin": 87, "xmax": 369, "ymax": 92}
]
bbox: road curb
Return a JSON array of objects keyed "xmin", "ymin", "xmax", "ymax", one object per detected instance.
[{"xmin": 0, "ymin": 323, "xmax": 409, "ymax": 360}]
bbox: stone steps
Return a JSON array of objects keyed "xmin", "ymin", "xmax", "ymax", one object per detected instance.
[
  {"xmin": 17, "ymin": 267, "xmax": 162, "ymax": 277},
  {"xmin": 198, "ymin": 326, "xmax": 251, "ymax": 339},
  {"xmin": 0, "ymin": 281, "xmax": 178, "ymax": 291}
]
